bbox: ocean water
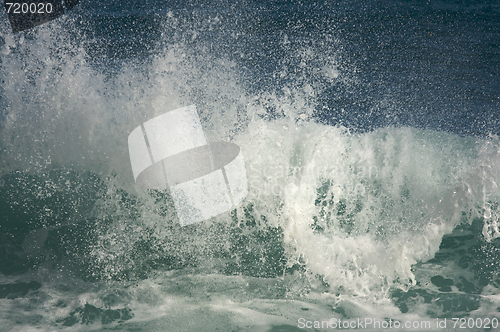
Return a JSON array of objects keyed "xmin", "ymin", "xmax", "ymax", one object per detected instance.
[{"xmin": 1, "ymin": 0, "xmax": 500, "ymax": 331}]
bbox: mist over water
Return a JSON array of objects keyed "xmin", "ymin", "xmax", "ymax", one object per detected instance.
[{"xmin": 1, "ymin": 0, "xmax": 500, "ymax": 331}]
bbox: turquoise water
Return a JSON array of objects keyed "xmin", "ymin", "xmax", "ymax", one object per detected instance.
[{"xmin": 1, "ymin": 0, "xmax": 500, "ymax": 331}]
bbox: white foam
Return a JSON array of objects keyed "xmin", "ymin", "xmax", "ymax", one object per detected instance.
[
  {"xmin": 235, "ymin": 120, "xmax": 495, "ymax": 297},
  {"xmin": 2, "ymin": 16, "xmax": 500, "ymax": 330}
]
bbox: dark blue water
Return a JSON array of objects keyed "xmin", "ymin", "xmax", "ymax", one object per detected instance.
[
  {"xmin": 70, "ymin": 0, "xmax": 500, "ymax": 134},
  {"xmin": 1, "ymin": 0, "xmax": 500, "ymax": 331}
]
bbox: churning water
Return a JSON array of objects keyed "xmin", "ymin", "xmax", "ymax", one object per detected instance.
[{"xmin": 1, "ymin": 0, "xmax": 500, "ymax": 331}]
